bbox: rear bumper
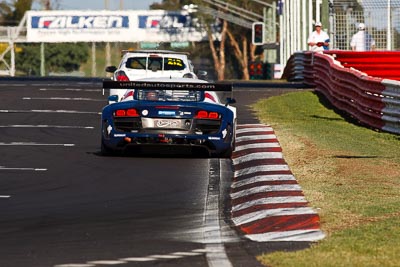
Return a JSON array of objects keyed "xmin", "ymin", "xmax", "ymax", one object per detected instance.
[{"xmin": 102, "ymin": 132, "xmax": 232, "ymax": 156}]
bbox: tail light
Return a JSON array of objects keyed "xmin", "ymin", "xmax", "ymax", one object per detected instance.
[
  {"xmin": 195, "ymin": 110, "xmax": 220, "ymax": 119},
  {"xmin": 116, "ymin": 71, "xmax": 129, "ymax": 81},
  {"xmin": 114, "ymin": 108, "xmax": 139, "ymax": 117}
]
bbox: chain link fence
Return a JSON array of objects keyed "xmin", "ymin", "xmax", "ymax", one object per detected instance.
[{"xmin": 334, "ymin": 8, "xmax": 400, "ymax": 50}]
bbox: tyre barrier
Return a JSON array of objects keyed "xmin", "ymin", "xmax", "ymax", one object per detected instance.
[
  {"xmin": 281, "ymin": 52, "xmax": 307, "ymax": 82},
  {"xmin": 282, "ymin": 51, "xmax": 400, "ymax": 135}
]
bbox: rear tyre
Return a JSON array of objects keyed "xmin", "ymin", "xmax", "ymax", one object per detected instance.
[
  {"xmin": 219, "ymin": 147, "xmax": 233, "ymax": 158},
  {"xmin": 218, "ymin": 122, "xmax": 235, "ymax": 158},
  {"xmin": 100, "ymin": 139, "xmax": 114, "ymax": 156}
]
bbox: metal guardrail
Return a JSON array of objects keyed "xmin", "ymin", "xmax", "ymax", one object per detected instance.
[{"xmin": 0, "ymin": 26, "xmax": 27, "ymax": 42}]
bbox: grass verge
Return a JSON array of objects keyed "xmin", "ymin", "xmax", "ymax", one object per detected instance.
[{"xmin": 252, "ymin": 90, "xmax": 400, "ymax": 267}]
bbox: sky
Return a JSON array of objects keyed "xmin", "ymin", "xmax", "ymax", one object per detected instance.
[{"xmin": 35, "ymin": 0, "xmax": 163, "ymax": 10}]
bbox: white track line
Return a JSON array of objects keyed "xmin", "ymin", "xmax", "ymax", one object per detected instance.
[
  {"xmin": 0, "ymin": 125, "xmax": 94, "ymax": 129},
  {"xmin": 0, "ymin": 142, "xmax": 74, "ymax": 146},
  {"xmin": 0, "ymin": 109, "xmax": 100, "ymax": 114},
  {"xmin": 23, "ymin": 97, "xmax": 104, "ymax": 101},
  {"xmin": 39, "ymin": 88, "xmax": 101, "ymax": 92},
  {"xmin": 0, "ymin": 167, "xmax": 47, "ymax": 171},
  {"xmin": 204, "ymin": 160, "xmax": 233, "ymax": 267}
]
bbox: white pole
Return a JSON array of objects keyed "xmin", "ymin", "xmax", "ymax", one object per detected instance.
[
  {"xmin": 285, "ymin": 0, "xmax": 290, "ymax": 63},
  {"xmin": 387, "ymin": 0, "xmax": 391, "ymax": 50},
  {"xmin": 309, "ymin": 0, "xmax": 313, "ymax": 34},
  {"xmin": 40, "ymin": 42, "xmax": 45, "ymax": 76},
  {"xmin": 302, "ymin": 0, "xmax": 307, "ymax": 50},
  {"xmin": 92, "ymin": 42, "xmax": 96, "ymax": 77},
  {"xmin": 295, "ymin": 0, "xmax": 300, "ymax": 51},
  {"xmin": 280, "ymin": 6, "xmax": 283, "ymax": 65},
  {"xmin": 290, "ymin": 0, "xmax": 294, "ymax": 54}
]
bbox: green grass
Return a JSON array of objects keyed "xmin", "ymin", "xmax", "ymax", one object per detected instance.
[{"xmin": 252, "ymin": 90, "xmax": 400, "ymax": 267}]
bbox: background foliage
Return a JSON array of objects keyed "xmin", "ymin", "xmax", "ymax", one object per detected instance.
[{"xmin": 16, "ymin": 43, "xmax": 89, "ymax": 75}]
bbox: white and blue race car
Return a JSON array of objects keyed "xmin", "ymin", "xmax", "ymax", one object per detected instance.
[{"xmin": 101, "ymin": 78, "xmax": 236, "ymax": 158}]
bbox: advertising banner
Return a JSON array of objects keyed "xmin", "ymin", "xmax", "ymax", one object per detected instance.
[{"xmin": 26, "ymin": 10, "xmax": 208, "ymax": 43}]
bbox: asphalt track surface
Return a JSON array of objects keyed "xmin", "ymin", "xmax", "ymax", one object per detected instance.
[{"xmin": 0, "ymin": 77, "xmax": 310, "ymax": 267}]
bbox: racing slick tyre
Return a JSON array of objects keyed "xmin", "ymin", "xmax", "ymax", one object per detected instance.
[
  {"xmin": 220, "ymin": 147, "xmax": 233, "ymax": 158},
  {"xmin": 100, "ymin": 139, "xmax": 114, "ymax": 156},
  {"xmin": 217, "ymin": 122, "xmax": 235, "ymax": 158}
]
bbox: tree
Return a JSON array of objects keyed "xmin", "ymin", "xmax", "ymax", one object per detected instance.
[
  {"xmin": 224, "ymin": 0, "xmax": 264, "ymax": 80},
  {"xmin": 149, "ymin": 0, "xmax": 269, "ymax": 80},
  {"xmin": 206, "ymin": 19, "xmax": 228, "ymax": 80},
  {"xmin": 0, "ymin": 2, "xmax": 12, "ymax": 25},
  {"xmin": 16, "ymin": 43, "xmax": 89, "ymax": 75},
  {"xmin": 150, "ymin": 0, "xmax": 192, "ymax": 11},
  {"xmin": 0, "ymin": 0, "xmax": 32, "ymax": 26},
  {"xmin": 13, "ymin": 0, "xmax": 32, "ymax": 22}
]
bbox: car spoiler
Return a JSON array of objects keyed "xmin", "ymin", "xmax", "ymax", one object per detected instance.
[
  {"xmin": 120, "ymin": 49, "xmax": 191, "ymax": 57},
  {"xmin": 102, "ymin": 80, "xmax": 233, "ymax": 92}
]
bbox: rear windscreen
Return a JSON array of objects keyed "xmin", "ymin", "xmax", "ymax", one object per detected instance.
[
  {"xmin": 136, "ymin": 89, "xmax": 202, "ymax": 102},
  {"xmin": 125, "ymin": 56, "xmax": 186, "ymax": 71}
]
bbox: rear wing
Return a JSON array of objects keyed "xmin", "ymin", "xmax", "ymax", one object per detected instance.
[
  {"xmin": 120, "ymin": 49, "xmax": 191, "ymax": 57},
  {"xmin": 102, "ymin": 80, "xmax": 233, "ymax": 92}
]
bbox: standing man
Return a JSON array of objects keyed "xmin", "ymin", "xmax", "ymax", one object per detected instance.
[
  {"xmin": 350, "ymin": 23, "xmax": 376, "ymax": 51},
  {"xmin": 307, "ymin": 22, "xmax": 330, "ymax": 52}
]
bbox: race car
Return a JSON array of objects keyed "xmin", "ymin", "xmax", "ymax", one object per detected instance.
[
  {"xmin": 101, "ymin": 77, "xmax": 236, "ymax": 158},
  {"xmin": 105, "ymin": 50, "xmax": 206, "ymax": 104}
]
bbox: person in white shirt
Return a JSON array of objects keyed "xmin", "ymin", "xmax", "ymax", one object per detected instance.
[
  {"xmin": 350, "ymin": 23, "xmax": 376, "ymax": 51},
  {"xmin": 307, "ymin": 22, "xmax": 330, "ymax": 52}
]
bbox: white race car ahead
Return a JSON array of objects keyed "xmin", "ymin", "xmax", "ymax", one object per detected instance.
[{"xmin": 105, "ymin": 50, "xmax": 206, "ymax": 104}]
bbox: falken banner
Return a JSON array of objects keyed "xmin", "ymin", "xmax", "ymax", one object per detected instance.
[{"xmin": 26, "ymin": 10, "xmax": 208, "ymax": 43}]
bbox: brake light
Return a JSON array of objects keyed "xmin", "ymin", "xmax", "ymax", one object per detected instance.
[
  {"xmin": 208, "ymin": 112, "xmax": 219, "ymax": 119},
  {"xmin": 115, "ymin": 110, "xmax": 126, "ymax": 116},
  {"xmin": 114, "ymin": 108, "xmax": 139, "ymax": 117},
  {"xmin": 195, "ymin": 110, "xmax": 220, "ymax": 119},
  {"xmin": 126, "ymin": 108, "xmax": 139, "ymax": 116},
  {"xmin": 155, "ymin": 106, "xmax": 179, "ymax": 109},
  {"xmin": 196, "ymin": 110, "xmax": 208, "ymax": 118},
  {"xmin": 116, "ymin": 71, "xmax": 129, "ymax": 81}
]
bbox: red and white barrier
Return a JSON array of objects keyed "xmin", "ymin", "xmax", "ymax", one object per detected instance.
[
  {"xmin": 231, "ymin": 124, "xmax": 325, "ymax": 242},
  {"xmin": 283, "ymin": 51, "xmax": 400, "ymax": 135}
]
